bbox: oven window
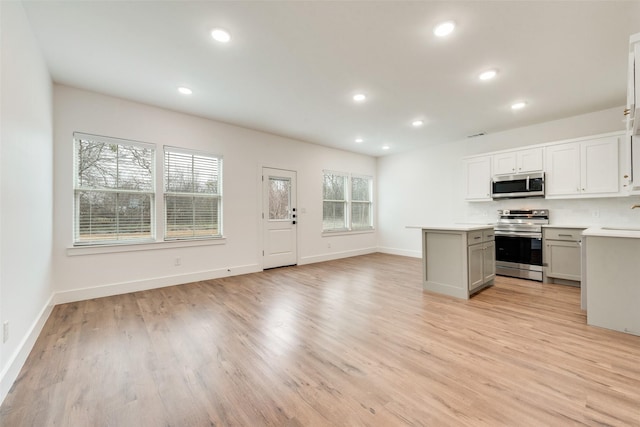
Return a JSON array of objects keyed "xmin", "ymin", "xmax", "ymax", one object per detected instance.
[{"xmin": 495, "ymin": 235, "xmax": 542, "ymax": 266}]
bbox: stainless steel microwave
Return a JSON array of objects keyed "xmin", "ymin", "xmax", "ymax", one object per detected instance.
[{"xmin": 491, "ymin": 172, "xmax": 544, "ymax": 199}]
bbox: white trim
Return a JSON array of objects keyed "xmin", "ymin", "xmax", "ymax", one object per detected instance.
[
  {"xmin": 53, "ymin": 263, "xmax": 261, "ymax": 305},
  {"xmin": 163, "ymin": 145, "xmax": 223, "ymax": 160},
  {"xmin": 322, "ymin": 228, "xmax": 375, "ymax": 237},
  {"xmin": 0, "ymin": 294, "xmax": 55, "ymax": 405},
  {"xmin": 298, "ymin": 247, "xmax": 376, "ymax": 265},
  {"xmin": 67, "ymin": 237, "xmax": 226, "ymax": 256},
  {"xmin": 462, "ymin": 130, "xmax": 625, "ymax": 160},
  {"xmin": 377, "ymin": 246, "xmax": 422, "ymax": 258},
  {"xmin": 73, "ymin": 131, "xmax": 156, "ymax": 150}
]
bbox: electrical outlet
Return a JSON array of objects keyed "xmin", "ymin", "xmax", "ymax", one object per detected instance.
[
  {"xmin": 3, "ymin": 321, "xmax": 9, "ymax": 343},
  {"xmin": 175, "ymin": 257, "xmax": 181, "ymax": 266}
]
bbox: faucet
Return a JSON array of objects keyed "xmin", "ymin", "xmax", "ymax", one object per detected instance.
[{"xmin": 633, "ymin": 205, "xmax": 640, "ymax": 209}]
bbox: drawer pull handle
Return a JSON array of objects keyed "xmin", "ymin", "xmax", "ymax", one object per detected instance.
[
  {"xmin": 558, "ymin": 234, "xmax": 573, "ymax": 237},
  {"xmin": 474, "ymin": 236, "xmax": 481, "ymax": 239}
]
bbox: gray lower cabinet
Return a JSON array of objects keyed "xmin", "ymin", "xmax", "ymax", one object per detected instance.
[
  {"xmin": 543, "ymin": 227, "xmax": 585, "ymax": 285},
  {"xmin": 421, "ymin": 227, "xmax": 495, "ymax": 299},
  {"xmin": 468, "ymin": 231, "xmax": 495, "ymax": 291}
]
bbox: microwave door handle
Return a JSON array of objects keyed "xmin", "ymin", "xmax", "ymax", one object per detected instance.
[{"xmin": 526, "ymin": 175, "xmax": 530, "ymax": 191}]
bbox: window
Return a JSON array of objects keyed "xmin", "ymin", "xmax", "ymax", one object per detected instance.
[
  {"xmin": 350, "ymin": 175, "xmax": 373, "ymax": 230},
  {"xmin": 164, "ymin": 147, "xmax": 222, "ymax": 240},
  {"xmin": 322, "ymin": 171, "xmax": 373, "ymax": 232},
  {"xmin": 74, "ymin": 133, "xmax": 155, "ymax": 244},
  {"xmin": 323, "ymin": 171, "xmax": 348, "ymax": 231}
]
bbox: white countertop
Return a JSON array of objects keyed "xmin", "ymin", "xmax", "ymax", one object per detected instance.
[
  {"xmin": 406, "ymin": 224, "xmax": 494, "ymax": 232},
  {"xmin": 583, "ymin": 226, "xmax": 640, "ymax": 238},
  {"xmin": 542, "ymin": 224, "xmax": 589, "ymax": 229}
]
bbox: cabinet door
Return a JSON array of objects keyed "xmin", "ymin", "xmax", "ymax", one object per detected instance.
[
  {"xmin": 493, "ymin": 152, "xmax": 517, "ymax": 175},
  {"xmin": 627, "ymin": 50, "xmax": 635, "ymax": 133},
  {"xmin": 632, "ymin": 136, "xmax": 640, "ymax": 192},
  {"xmin": 464, "ymin": 156, "xmax": 492, "ymax": 201},
  {"xmin": 581, "ymin": 136, "xmax": 619, "ymax": 195},
  {"xmin": 545, "ymin": 142, "xmax": 580, "ymax": 196},
  {"xmin": 468, "ymin": 244, "xmax": 484, "ymax": 291},
  {"xmin": 483, "ymin": 241, "xmax": 496, "ymax": 283},
  {"xmin": 517, "ymin": 148, "xmax": 544, "ymax": 173},
  {"xmin": 546, "ymin": 240, "xmax": 581, "ymax": 281}
]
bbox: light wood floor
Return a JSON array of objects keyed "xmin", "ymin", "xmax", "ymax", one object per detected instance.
[{"xmin": 1, "ymin": 253, "xmax": 639, "ymax": 426}]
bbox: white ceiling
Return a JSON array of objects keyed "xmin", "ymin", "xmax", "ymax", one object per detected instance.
[{"xmin": 21, "ymin": 1, "xmax": 640, "ymax": 157}]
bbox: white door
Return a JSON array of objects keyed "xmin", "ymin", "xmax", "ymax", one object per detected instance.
[{"xmin": 263, "ymin": 168, "xmax": 297, "ymax": 269}]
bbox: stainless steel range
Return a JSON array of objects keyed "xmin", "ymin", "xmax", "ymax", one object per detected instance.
[{"xmin": 494, "ymin": 209, "xmax": 549, "ymax": 281}]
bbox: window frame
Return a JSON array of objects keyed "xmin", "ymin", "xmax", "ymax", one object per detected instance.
[
  {"xmin": 322, "ymin": 170, "xmax": 349, "ymax": 232},
  {"xmin": 350, "ymin": 174, "xmax": 374, "ymax": 231},
  {"xmin": 73, "ymin": 132, "xmax": 156, "ymax": 246},
  {"xmin": 322, "ymin": 170, "xmax": 374, "ymax": 233},
  {"xmin": 163, "ymin": 146, "xmax": 223, "ymax": 241}
]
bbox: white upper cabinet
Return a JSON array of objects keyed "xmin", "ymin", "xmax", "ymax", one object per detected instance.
[
  {"xmin": 545, "ymin": 143, "xmax": 580, "ymax": 196},
  {"xmin": 545, "ymin": 136, "xmax": 620, "ymax": 198},
  {"xmin": 464, "ymin": 156, "xmax": 492, "ymax": 201},
  {"xmin": 626, "ymin": 33, "xmax": 640, "ymax": 135},
  {"xmin": 492, "ymin": 147, "xmax": 543, "ymax": 175},
  {"xmin": 581, "ymin": 137, "xmax": 620, "ymax": 194}
]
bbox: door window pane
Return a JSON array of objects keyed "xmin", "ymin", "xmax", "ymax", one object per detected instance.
[{"xmin": 269, "ymin": 177, "xmax": 291, "ymax": 220}]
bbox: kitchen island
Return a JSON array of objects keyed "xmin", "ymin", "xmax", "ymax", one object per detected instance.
[
  {"xmin": 582, "ymin": 226, "xmax": 640, "ymax": 336},
  {"xmin": 408, "ymin": 225, "xmax": 495, "ymax": 299}
]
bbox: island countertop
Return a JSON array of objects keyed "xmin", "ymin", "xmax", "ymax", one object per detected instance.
[
  {"xmin": 406, "ymin": 224, "xmax": 494, "ymax": 232},
  {"xmin": 582, "ymin": 226, "xmax": 640, "ymax": 239}
]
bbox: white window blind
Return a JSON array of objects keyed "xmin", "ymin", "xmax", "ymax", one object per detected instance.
[
  {"xmin": 164, "ymin": 147, "xmax": 222, "ymax": 240},
  {"xmin": 74, "ymin": 133, "xmax": 155, "ymax": 244}
]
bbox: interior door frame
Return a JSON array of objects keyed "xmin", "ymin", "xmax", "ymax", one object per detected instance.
[{"xmin": 259, "ymin": 165, "xmax": 299, "ymax": 269}]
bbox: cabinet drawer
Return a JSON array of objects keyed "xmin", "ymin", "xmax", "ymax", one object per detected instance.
[
  {"xmin": 483, "ymin": 229, "xmax": 495, "ymax": 241},
  {"xmin": 468, "ymin": 230, "xmax": 484, "ymax": 245},
  {"xmin": 545, "ymin": 228, "xmax": 584, "ymax": 241}
]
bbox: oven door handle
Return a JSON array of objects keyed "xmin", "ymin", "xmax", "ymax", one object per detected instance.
[{"xmin": 495, "ymin": 231, "xmax": 542, "ymax": 238}]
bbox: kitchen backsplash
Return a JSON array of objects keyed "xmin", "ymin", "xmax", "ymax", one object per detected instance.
[{"xmin": 465, "ymin": 196, "xmax": 640, "ymax": 226}]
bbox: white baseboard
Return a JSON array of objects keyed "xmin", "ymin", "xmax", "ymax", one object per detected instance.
[
  {"xmin": 53, "ymin": 263, "xmax": 261, "ymax": 305},
  {"xmin": 0, "ymin": 294, "xmax": 55, "ymax": 405},
  {"xmin": 376, "ymin": 246, "xmax": 422, "ymax": 258},
  {"xmin": 298, "ymin": 247, "xmax": 377, "ymax": 265}
]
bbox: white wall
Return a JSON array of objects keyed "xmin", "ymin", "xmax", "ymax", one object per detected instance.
[
  {"xmin": 53, "ymin": 85, "xmax": 377, "ymax": 302},
  {"xmin": 377, "ymin": 106, "xmax": 640, "ymax": 257},
  {"xmin": 0, "ymin": 1, "xmax": 54, "ymax": 401}
]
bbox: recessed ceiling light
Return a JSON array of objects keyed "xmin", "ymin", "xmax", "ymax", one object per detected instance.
[
  {"xmin": 434, "ymin": 21, "xmax": 455, "ymax": 37},
  {"xmin": 382, "ymin": 145, "xmax": 390, "ymax": 150},
  {"xmin": 355, "ymin": 138, "xmax": 364, "ymax": 143},
  {"xmin": 511, "ymin": 101, "xmax": 527, "ymax": 110},
  {"xmin": 412, "ymin": 120, "xmax": 424, "ymax": 127},
  {"xmin": 211, "ymin": 28, "xmax": 231, "ymax": 43},
  {"xmin": 479, "ymin": 69, "xmax": 497, "ymax": 81},
  {"xmin": 353, "ymin": 93, "xmax": 367, "ymax": 102},
  {"xmin": 178, "ymin": 87, "xmax": 192, "ymax": 95}
]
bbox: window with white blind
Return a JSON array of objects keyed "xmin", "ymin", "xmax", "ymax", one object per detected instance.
[
  {"xmin": 74, "ymin": 133, "xmax": 155, "ymax": 244},
  {"xmin": 322, "ymin": 171, "xmax": 373, "ymax": 232},
  {"xmin": 164, "ymin": 147, "xmax": 222, "ymax": 240}
]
